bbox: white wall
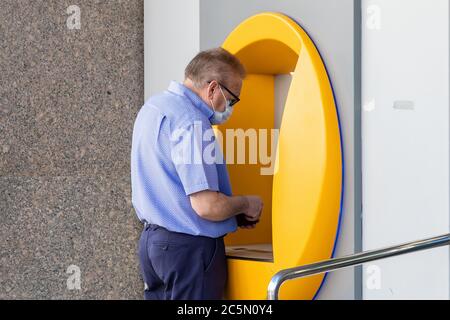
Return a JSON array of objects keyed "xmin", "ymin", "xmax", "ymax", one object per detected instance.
[
  {"xmin": 144, "ymin": 0, "xmax": 200, "ymax": 100},
  {"xmin": 362, "ymin": 0, "xmax": 450, "ymax": 299}
]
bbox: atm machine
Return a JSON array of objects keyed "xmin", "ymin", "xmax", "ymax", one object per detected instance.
[{"xmin": 213, "ymin": 12, "xmax": 344, "ymax": 300}]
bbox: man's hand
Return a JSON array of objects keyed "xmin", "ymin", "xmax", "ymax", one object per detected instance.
[
  {"xmin": 237, "ymin": 195, "xmax": 263, "ymax": 229},
  {"xmin": 236, "ymin": 213, "xmax": 257, "ymax": 229},
  {"xmin": 244, "ymin": 195, "xmax": 263, "ymax": 221}
]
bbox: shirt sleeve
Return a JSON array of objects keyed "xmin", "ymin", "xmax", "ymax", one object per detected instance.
[{"xmin": 169, "ymin": 120, "xmax": 220, "ymax": 196}]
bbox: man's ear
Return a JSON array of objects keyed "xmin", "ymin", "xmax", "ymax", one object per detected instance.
[{"xmin": 207, "ymin": 81, "xmax": 218, "ymax": 101}]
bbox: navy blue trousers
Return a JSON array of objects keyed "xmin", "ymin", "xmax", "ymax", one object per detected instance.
[{"xmin": 138, "ymin": 223, "xmax": 227, "ymax": 300}]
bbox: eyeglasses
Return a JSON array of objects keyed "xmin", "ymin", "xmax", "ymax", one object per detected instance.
[{"xmin": 207, "ymin": 80, "xmax": 240, "ymax": 107}]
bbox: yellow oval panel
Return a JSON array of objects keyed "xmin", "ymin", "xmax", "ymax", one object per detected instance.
[{"xmin": 215, "ymin": 12, "xmax": 343, "ymax": 300}]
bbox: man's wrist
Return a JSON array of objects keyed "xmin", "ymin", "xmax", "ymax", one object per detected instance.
[{"xmin": 239, "ymin": 195, "xmax": 249, "ymax": 213}]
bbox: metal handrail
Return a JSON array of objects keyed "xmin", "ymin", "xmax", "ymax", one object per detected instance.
[{"xmin": 267, "ymin": 233, "xmax": 450, "ymax": 300}]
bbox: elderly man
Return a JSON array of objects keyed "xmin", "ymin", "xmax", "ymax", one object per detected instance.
[{"xmin": 131, "ymin": 48, "xmax": 263, "ymax": 300}]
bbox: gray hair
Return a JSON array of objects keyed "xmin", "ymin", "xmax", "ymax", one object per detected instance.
[{"xmin": 184, "ymin": 47, "xmax": 246, "ymax": 89}]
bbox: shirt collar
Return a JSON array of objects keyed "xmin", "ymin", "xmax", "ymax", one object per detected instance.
[{"xmin": 167, "ymin": 80, "xmax": 214, "ymax": 120}]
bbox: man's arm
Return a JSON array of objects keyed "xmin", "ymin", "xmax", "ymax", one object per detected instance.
[{"xmin": 189, "ymin": 190, "xmax": 249, "ymax": 222}]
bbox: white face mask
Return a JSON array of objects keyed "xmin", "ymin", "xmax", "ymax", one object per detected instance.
[{"xmin": 210, "ymin": 86, "xmax": 233, "ymax": 125}]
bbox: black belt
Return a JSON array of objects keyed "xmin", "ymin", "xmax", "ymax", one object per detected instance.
[{"xmin": 142, "ymin": 220, "xmax": 226, "ymax": 239}]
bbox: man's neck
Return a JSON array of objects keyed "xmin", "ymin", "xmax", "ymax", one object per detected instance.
[
  {"xmin": 183, "ymin": 78, "xmax": 199, "ymax": 95},
  {"xmin": 183, "ymin": 78, "xmax": 210, "ymax": 109}
]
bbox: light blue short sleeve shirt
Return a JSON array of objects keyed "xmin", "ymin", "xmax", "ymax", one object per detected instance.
[{"xmin": 131, "ymin": 80, "xmax": 238, "ymax": 238}]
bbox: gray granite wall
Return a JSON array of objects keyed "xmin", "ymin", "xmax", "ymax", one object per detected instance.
[{"xmin": 1, "ymin": 1, "xmax": 144, "ymax": 299}]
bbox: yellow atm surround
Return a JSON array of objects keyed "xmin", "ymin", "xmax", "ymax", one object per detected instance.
[{"xmin": 213, "ymin": 12, "xmax": 343, "ymax": 300}]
